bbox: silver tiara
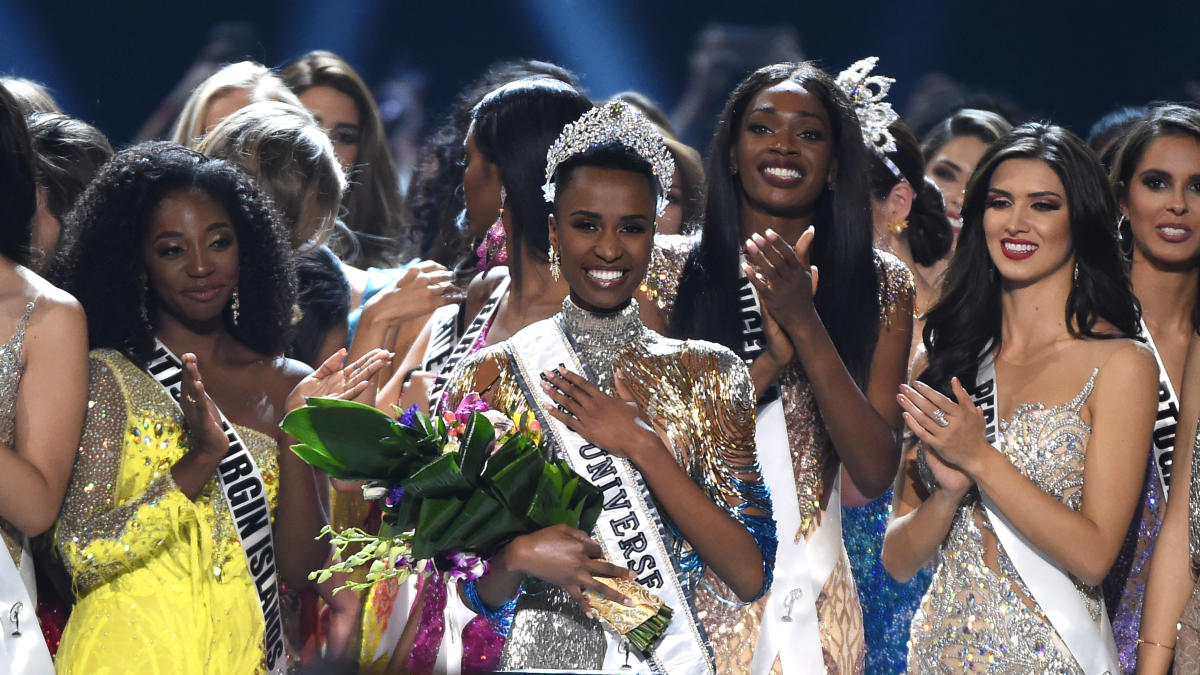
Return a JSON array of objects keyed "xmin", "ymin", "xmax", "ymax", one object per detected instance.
[
  {"xmin": 835, "ymin": 57, "xmax": 905, "ymax": 183},
  {"xmin": 543, "ymin": 101, "xmax": 675, "ymax": 216}
]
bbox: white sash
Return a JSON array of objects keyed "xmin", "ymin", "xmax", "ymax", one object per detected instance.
[
  {"xmin": 1138, "ymin": 319, "xmax": 1177, "ymax": 498},
  {"xmin": 425, "ymin": 277, "xmax": 509, "ymax": 410},
  {"xmin": 972, "ymin": 354, "xmax": 1119, "ymax": 675},
  {"xmin": 505, "ymin": 318, "xmax": 713, "ymax": 675},
  {"xmin": 0, "ymin": 542, "xmax": 53, "ymax": 675},
  {"xmin": 146, "ymin": 340, "xmax": 287, "ymax": 674}
]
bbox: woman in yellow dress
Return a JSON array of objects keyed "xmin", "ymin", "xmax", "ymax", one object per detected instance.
[{"xmin": 49, "ymin": 142, "xmax": 388, "ymax": 673}]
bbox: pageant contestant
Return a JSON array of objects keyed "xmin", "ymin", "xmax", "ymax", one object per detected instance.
[
  {"xmin": 662, "ymin": 61, "xmax": 914, "ymax": 672},
  {"xmin": 1103, "ymin": 105, "xmax": 1200, "ymax": 672},
  {"xmin": 836, "ymin": 57, "xmax": 950, "ymax": 673},
  {"xmin": 0, "ymin": 82, "xmax": 88, "ymax": 675},
  {"xmin": 883, "ymin": 123, "xmax": 1158, "ymax": 673},
  {"xmin": 444, "ymin": 101, "xmax": 775, "ymax": 674},
  {"xmin": 360, "ymin": 77, "xmax": 591, "ymax": 673},
  {"xmin": 50, "ymin": 143, "xmax": 388, "ymax": 673}
]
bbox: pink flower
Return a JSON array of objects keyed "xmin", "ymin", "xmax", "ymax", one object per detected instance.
[
  {"xmin": 454, "ymin": 393, "xmax": 491, "ymax": 425},
  {"xmin": 482, "ymin": 410, "xmax": 514, "ymax": 439}
]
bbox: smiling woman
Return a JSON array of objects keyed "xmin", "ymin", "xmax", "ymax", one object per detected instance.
[{"xmin": 442, "ymin": 102, "xmax": 774, "ymax": 674}]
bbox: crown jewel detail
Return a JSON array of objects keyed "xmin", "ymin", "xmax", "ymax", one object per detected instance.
[
  {"xmin": 543, "ymin": 101, "xmax": 675, "ymax": 216},
  {"xmin": 836, "ymin": 57, "xmax": 905, "ymax": 182}
]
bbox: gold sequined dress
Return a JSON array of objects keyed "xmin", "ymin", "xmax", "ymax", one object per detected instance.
[
  {"xmin": 53, "ymin": 349, "xmax": 280, "ymax": 674},
  {"xmin": 907, "ymin": 371, "xmax": 1103, "ymax": 673},
  {"xmin": 445, "ymin": 297, "xmax": 775, "ymax": 674}
]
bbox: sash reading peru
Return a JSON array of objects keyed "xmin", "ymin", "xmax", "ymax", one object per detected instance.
[{"xmin": 147, "ymin": 340, "xmax": 287, "ymax": 674}]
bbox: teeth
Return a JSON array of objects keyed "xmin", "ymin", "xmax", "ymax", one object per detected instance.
[
  {"xmin": 1003, "ymin": 242, "xmax": 1037, "ymax": 253},
  {"xmin": 1161, "ymin": 227, "xmax": 1187, "ymax": 237},
  {"xmin": 763, "ymin": 167, "xmax": 802, "ymax": 180},
  {"xmin": 587, "ymin": 269, "xmax": 624, "ymax": 281}
]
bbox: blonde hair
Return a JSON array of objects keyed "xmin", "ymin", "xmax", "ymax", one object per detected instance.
[
  {"xmin": 198, "ymin": 101, "xmax": 346, "ymax": 250},
  {"xmin": 171, "ymin": 61, "xmax": 302, "ymax": 148}
]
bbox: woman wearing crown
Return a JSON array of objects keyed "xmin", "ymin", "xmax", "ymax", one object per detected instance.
[{"xmin": 441, "ymin": 101, "xmax": 776, "ymax": 674}]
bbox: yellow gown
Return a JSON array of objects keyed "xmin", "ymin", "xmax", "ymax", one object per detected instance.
[{"xmin": 53, "ymin": 350, "xmax": 280, "ymax": 674}]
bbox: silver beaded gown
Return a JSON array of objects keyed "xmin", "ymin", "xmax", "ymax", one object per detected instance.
[
  {"xmin": 0, "ymin": 302, "xmax": 36, "ymax": 599},
  {"xmin": 907, "ymin": 370, "xmax": 1103, "ymax": 674}
]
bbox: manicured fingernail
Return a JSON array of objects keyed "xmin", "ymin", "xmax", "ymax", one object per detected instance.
[{"xmin": 539, "ymin": 372, "xmax": 548, "ymax": 381}]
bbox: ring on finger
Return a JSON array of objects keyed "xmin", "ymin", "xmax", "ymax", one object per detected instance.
[{"xmin": 931, "ymin": 408, "xmax": 949, "ymax": 428}]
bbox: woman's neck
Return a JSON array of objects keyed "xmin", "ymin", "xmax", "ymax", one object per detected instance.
[
  {"xmin": 153, "ymin": 314, "xmax": 238, "ymax": 364},
  {"xmin": 505, "ymin": 259, "xmax": 570, "ymax": 321},
  {"xmin": 739, "ymin": 201, "xmax": 813, "ymax": 244},
  {"xmin": 1131, "ymin": 251, "xmax": 1199, "ymax": 336},
  {"xmin": 998, "ymin": 265, "xmax": 1074, "ymax": 358}
]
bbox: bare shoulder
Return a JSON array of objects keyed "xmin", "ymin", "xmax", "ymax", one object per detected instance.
[
  {"xmin": 464, "ymin": 269, "xmax": 507, "ymax": 319},
  {"xmin": 1092, "ymin": 338, "xmax": 1157, "ymax": 396},
  {"xmin": 18, "ymin": 269, "xmax": 85, "ymax": 340}
]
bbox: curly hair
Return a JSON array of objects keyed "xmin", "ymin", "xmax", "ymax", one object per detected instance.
[{"xmin": 52, "ymin": 141, "xmax": 296, "ymax": 365}]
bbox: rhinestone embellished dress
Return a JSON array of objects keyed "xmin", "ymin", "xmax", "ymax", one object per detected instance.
[
  {"xmin": 53, "ymin": 350, "xmax": 280, "ymax": 674},
  {"xmin": 444, "ymin": 297, "xmax": 775, "ymax": 674},
  {"xmin": 0, "ymin": 302, "xmax": 35, "ymax": 584},
  {"xmin": 1175, "ymin": 426, "xmax": 1200, "ymax": 670},
  {"xmin": 907, "ymin": 371, "xmax": 1102, "ymax": 674}
]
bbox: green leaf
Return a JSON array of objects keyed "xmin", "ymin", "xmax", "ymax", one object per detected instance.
[
  {"xmin": 402, "ymin": 453, "xmax": 471, "ymax": 498},
  {"xmin": 456, "ymin": 414, "xmax": 495, "ymax": 482},
  {"xmin": 412, "ymin": 497, "xmax": 464, "ymax": 559},
  {"xmin": 281, "ymin": 398, "xmax": 414, "ymax": 480},
  {"xmin": 486, "ymin": 445, "xmax": 545, "ymax": 516}
]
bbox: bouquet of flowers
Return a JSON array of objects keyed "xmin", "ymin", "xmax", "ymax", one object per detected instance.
[{"xmin": 280, "ymin": 394, "xmax": 673, "ymax": 655}]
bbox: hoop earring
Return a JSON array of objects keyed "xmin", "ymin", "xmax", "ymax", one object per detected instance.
[
  {"xmin": 1117, "ymin": 216, "xmax": 1134, "ymax": 260},
  {"xmin": 230, "ymin": 288, "xmax": 240, "ymax": 325},
  {"xmin": 549, "ymin": 242, "xmax": 561, "ymax": 282}
]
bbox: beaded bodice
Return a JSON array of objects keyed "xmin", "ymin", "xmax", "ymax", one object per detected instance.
[
  {"xmin": 0, "ymin": 301, "xmax": 34, "ymax": 566},
  {"xmin": 1190, "ymin": 425, "xmax": 1200, "ymax": 571},
  {"xmin": 559, "ymin": 296, "xmax": 645, "ymax": 394},
  {"xmin": 908, "ymin": 369, "xmax": 1100, "ymax": 674}
]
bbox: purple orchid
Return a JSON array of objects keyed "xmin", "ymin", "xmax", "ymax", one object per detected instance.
[{"xmin": 384, "ymin": 485, "xmax": 405, "ymax": 509}]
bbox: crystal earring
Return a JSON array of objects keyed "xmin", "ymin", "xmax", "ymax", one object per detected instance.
[
  {"xmin": 476, "ymin": 186, "xmax": 509, "ymax": 272},
  {"xmin": 231, "ymin": 288, "xmax": 240, "ymax": 325},
  {"xmin": 1072, "ymin": 260, "xmax": 1079, "ymax": 282},
  {"xmin": 549, "ymin": 242, "xmax": 561, "ymax": 282}
]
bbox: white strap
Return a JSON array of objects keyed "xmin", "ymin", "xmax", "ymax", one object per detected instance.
[
  {"xmin": 973, "ymin": 355, "xmax": 1119, "ymax": 674},
  {"xmin": 1138, "ymin": 319, "xmax": 1178, "ymax": 499}
]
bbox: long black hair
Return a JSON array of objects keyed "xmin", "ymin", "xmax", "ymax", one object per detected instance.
[
  {"xmin": 869, "ymin": 122, "xmax": 953, "ymax": 267},
  {"xmin": 0, "ymin": 85, "xmax": 35, "ymax": 266},
  {"xmin": 670, "ymin": 62, "xmax": 879, "ymax": 387},
  {"xmin": 919, "ymin": 123, "xmax": 1140, "ymax": 394},
  {"xmin": 53, "ymin": 141, "xmax": 296, "ymax": 366},
  {"xmin": 471, "ymin": 78, "xmax": 591, "ymax": 293}
]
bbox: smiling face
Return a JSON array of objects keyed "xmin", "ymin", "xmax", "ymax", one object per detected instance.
[
  {"xmin": 982, "ymin": 158, "xmax": 1074, "ymax": 286},
  {"xmin": 927, "ymin": 135, "xmax": 990, "ymax": 229},
  {"xmin": 299, "ymin": 85, "xmax": 362, "ymax": 171},
  {"xmin": 731, "ymin": 80, "xmax": 834, "ymax": 220},
  {"xmin": 1124, "ymin": 134, "xmax": 1200, "ymax": 267},
  {"xmin": 550, "ymin": 166, "xmax": 656, "ymax": 312},
  {"xmin": 142, "ymin": 189, "xmax": 240, "ymax": 327}
]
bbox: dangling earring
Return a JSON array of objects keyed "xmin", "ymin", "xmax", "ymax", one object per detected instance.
[
  {"xmin": 476, "ymin": 186, "xmax": 509, "ymax": 272},
  {"xmin": 138, "ymin": 275, "xmax": 151, "ymax": 325},
  {"xmin": 230, "ymin": 288, "xmax": 240, "ymax": 325},
  {"xmin": 1072, "ymin": 261, "xmax": 1079, "ymax": 282},
  {"xmin": 548, "ymin": 241, "xmax": 561, "ymax": 282}
]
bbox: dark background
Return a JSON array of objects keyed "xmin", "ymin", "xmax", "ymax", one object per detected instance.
[{"xmin": 3, "ymin": 0, "xmax": 1198, "ymax": 149}]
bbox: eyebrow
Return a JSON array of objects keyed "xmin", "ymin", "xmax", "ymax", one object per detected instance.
[
  {"xmin": 749, "ymin": 105, "xmax": 825, "ymax": 122},
  {"xmin": 987, "ymin": 188, "xmax": 1064, "ymax": 199},
  {"xmin": 1139, "ymin": 167, "xmax": 1200, "ymax": 181},
  {"xmin": 569, "ymin": 209, "xmax": 651, "ymax": 220},
  {"xmin": 153, "ymin": 222, "xmax": 232, "ymax": 241},
  {"xmin": 331, "ymin": 122, "xmax": 360, "ymax": 130},
  {"xmin": 933, "ymin": 158, "xmax": 963, "ymax": 173}
]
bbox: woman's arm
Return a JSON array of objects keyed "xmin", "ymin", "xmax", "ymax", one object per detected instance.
[
  {"xmin": 0, "ymin": 296, "xmax": 87, "ymax": 534},
  {"xmin": 900, "ymin": 344, "xmax": 1158, "ymax": 586},
  {"xmin": 1137, "ymin": 334, "xmax": 1200, "ymax": 674},
  {"xmin": 881, "ymin": 437, "xmax": 972, "ymax": 582},
  {"xmin": 745, "ymin": 229, "xmax": 911, "ymax": 497}
]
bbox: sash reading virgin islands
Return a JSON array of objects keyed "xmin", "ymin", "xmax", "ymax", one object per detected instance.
[
  {"xmin": 505, "ymin": 317, "xmax": 712, "ymax": 675},
  {"xmin": 741, "ymin": 272, "xmax": 832, "ymax": 674},
  {"xmin": 425, "ymin": 276, "xmax": 509, "ymax": 411},
  {"xmin": 972, "ymin": 352, "xmax": 1120, "ymax": 675},
  {"xmin": 1138, "ymin": 319, "xmax": 1177, "ymax": 498},
  {"xmin": 146, "ymin": 340, "xmax": 287, "ymax": 674}
]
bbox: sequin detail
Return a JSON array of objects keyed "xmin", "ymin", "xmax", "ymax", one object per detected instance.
[
  {"xmin": 1103, "ymin": 453, "xmax": 1163, "ymax": 673},
  {"xmin": 53, "ymin": 350, "xmax": 280, "ymax": 673},
  {"xmin": 639, "ymin": 232, "xmax": 698, "ymax": 319},
  {"xmin": 0, "ymin": 300, "xmax": 35, "ymax": 568},
  {"xmin": 446, "ymin": 298, "xmax": 774, "ymax": 674},
  {"xmin": 907, "ymin": 370, "xmax": 1100, "ymax": 673}
]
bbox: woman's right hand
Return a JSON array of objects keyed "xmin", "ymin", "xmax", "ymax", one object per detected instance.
[
  {"xmin": 180, "ymin": 353, "xmax": 227, "ymax": 459},
  {"xmin": 506, "ymin": 524, "xmax": 635, "ymax": 609},
  {"xmin": 362, "ymin": 261, "xmax": 463, "ymax": 324},
  {"xmin": 921, "ymin": 443, "xmax": 973, "ymax": 497}
]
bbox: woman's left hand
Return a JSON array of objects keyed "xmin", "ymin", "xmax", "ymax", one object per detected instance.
[
  {"xmin": 540, "ymin": 366, "xmax": 663, "ymax": 463},
  {"xmin": 286, "ymin": 348, "xmax": 393, "ymax": 412},
  {"xmin": 897, "ymin": 378, "xmax": 990, "ymax": 476}
]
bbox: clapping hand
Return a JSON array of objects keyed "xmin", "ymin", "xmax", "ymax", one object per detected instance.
[
  {"xmin": 286, "ymin": 348, "xmax": 393, "ymax": 412},
  {"xmin": 742, "ymin": 226, "xmax": 820, "ymax": 331},
  {"xmin": 897, "ymin": 378, "xmax": 986, "ymax": 493}
]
